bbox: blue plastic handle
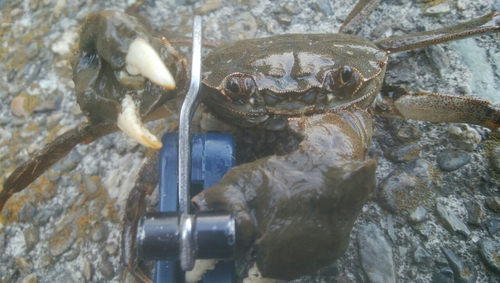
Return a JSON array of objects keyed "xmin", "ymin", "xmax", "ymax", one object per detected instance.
[{"xmin": 154, "ymin": 133, "xmax": 236, "ymax": 283}]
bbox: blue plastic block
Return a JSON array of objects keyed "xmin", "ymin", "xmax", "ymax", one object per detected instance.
[{"xmin": 155, "ymin": 133, "xmax": 236, "ymax": 283}]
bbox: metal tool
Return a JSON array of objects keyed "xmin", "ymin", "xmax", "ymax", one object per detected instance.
[{"xmin": 136, "ymin": 16, "xmax": 237, "ymax": 283}]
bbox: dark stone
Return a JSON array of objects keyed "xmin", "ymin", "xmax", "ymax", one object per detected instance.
[
  {"xmin": 385, "ymin": 143, "xmax": 421, "ymax": 163},
  {"xmin": 358, "ymin": 223, "xmax": 396, "ymax": 283},
  {"xmin": 478, "ymin": 238, "xmax": 500, "ymax": 274},
  {"xmin": 436, "ymin": 149, "xmax": 471, "ymax": 172},
  {"xmin": 377, "ymin": 159, "xmax": 432, "ymax": 214},
  {"xmin": 436, "ymin": 198, "xmax": 471, "ymax": 239},
  {"xmin": 486, "ymin": 218, "xmax": 500, "ymax": 236},
  {"xmin": 441, "ymin": 247, "xmax": 478, "ymax": 283}
]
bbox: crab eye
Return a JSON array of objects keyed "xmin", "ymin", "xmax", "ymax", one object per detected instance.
[
  {"xmin": 223, "ymin": 76, "xmax": 256, "ymax": 103},
  {"xmin": 225, "ymin": 77, "xmax": 241, "ymax": 94},
  {"xmin": 340, "ymin": 66, "xmax": 353, "ymax": 84}
]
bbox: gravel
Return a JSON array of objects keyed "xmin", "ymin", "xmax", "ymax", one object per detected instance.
[{"xmin": 1, "ymin": 0, "xmax": 500, "ymax": 282}]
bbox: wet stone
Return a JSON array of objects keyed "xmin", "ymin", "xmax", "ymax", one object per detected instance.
[
  {"xmin": 436, "ymin": 149, "xmax": 471, "ymax": 172},
  {"xmin": 432, "ymin": 267, "xmax": 454, "ymax": 283},
  {"xmin": 385, "ymin": 143, "xmax": 420, "ymax": 163},
  {"xmin": 83, "ymin": 175, "xmax": 100, "ymax": 197},
  {"xmin": 91, "ymin": 223, "xmax": 108, "ymax": 242},
  {"xmin": 83, "ymin": 257, "xmax": 94, "ymax": 281},
  {"xmin": 387, "ymin": 214, "xmax": 398, "ymax": 244},
  {"xmin": 409, "ymin": 206, "xmax": 427, "ymax": 223},
  {"xmin": 436, "ymin": 198, "xmax": 471, "ymax": 239},
  {"xmin": 425, "ymin": 45, "xmax": 449, "ymax": 75},
  {"xmin": 18, "ymin": 202, "xmax": 37, "ymax": 222},
  {"xmin": 466, "ymin": 199, "xmax": 486, "ymax": 226},
  {"xmin": 441, "ymin": 247, "xmax": 478, "ymax": 283},
  {"xmin": 15, "ymin": 257, "xmax": 33, "ymax": 275},
  {"xmin": 33, "ymin": 209, "xmax": 52, "ymax": 226},
  {"xmin": 49, "ymin": 222, "xmax": 78, "ymax": 257},
  {"xmin": 413, "ymin": 245, "xmax": 432, "ymax": 265},
  {"xmin": 315, "ymin": 0, "xmax": 333, "ymax": 16},
  {"xmin": 20, "ymin": 273, "xmax": 37, "ymax": 283},
  {"xmin": 63, "ymin": 246, "xmax": 80, "ymax": 262},
  {"xmin": 486, "ymin": 197, "xmax": 500, "ymax": 213},
  {"xmin": 424, "ymin": 2, "xmax": 451, "ymax": 15},
  {"xmin": 23, "ymin": 226, "xmax": 40, "ymax": 252},
  {"xmin": 377, "ymin": 158, "xmax": 432, "ymax": 214},
  {"xmin": 490, "ymin": 145, "xmax": 500, "ymax": 173},
  {"xmin": 411, "ymin": 223, "xmax": 433, "ymax": 240},
  {"xmin": 99, "ymin": 258, "xmax": 115, "ymax": 279},
  {"xmin": 486, "ymin": 218, "xmax": 500, "ymax": 236},
  {"xmin": 478, "ymin": 238, "xmax": 500, "ymax": 274},
  {"xmin": 357, "ymin": 223, "xmax": 396, "ymax": 283}
]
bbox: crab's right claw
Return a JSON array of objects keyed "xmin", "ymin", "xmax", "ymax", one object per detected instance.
[{"xmin": 71, "ymin": 10, "xmax": 185, "ymax": 149}]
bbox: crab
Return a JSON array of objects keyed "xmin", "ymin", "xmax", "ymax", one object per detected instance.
[{"xmin": 1, "ymin": 0, "xmax": 500, "ymax": 282}]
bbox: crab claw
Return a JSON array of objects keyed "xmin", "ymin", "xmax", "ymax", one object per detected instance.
[
  {"xmin": 117, "ymin": 95, "xmax": 162, "ymax": 149},
  {"xmin": 124, "ymin": 37, "xmax": 176, "ymax": 90}
]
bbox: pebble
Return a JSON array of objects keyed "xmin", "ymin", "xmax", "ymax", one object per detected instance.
[
  {"xmin": 387, "ymin": 214, "xmax": 398, "ymax": 244},
  {"xmin": 23, "ymin": 226, "xmax": 40, "ymax": 252},
  {"xmin": 24, "ymin": 40, "xmax": 40, "ymax": 60},
  {"xmin": 377, "ymin": 159, "xmax": 432, "ymax": 213},
  {"xmin": 51, "ymin": 30, "xmax": 79, "ymax": 57},
  {"xmin": 315, "ymin": 0, "xmax": 333, "ymax": 16},
  {"xmin": 478, "ymin": 238, "xmax": 500, "ymax": 274},
  {"xmin": 98, "ymin": 258, "xmax": 115, "ymax": 279},
  {"xmin": 15, "ymin": 257, "xmax": 33, "ymax": 275},
  {"xmin": 485, "ymin": 197, "xmax": 500, "ymax": 213},
  {"xmin": 432, "ymin": 267, "xmax": 454, "ymax": 283},
  {"xmin": 448, "ymin": 124, "xmax": 481, "ymax": 152},
  {"xmin": 195, "ymin": 0, "xmax": 221, "ymax": 15},
  {"xmin": 83, "ymin": 257, "xmax": 94, "ymax": 281},
  {"xmin": 413, "ymin": 245, "xmax": 432, "ymax": 265},
  {"xmin": 10, "ymin": 93, "xmax": 40, "ymax": 118},
  {"xmin": 20, "ymin": 273, "xmax": 37, "ymax": 283},
  {"xmin": 389, "ymin": 120, "xmax": 422, "ymax": 143},
  {"xmin": 91, "ymin": 223, "xmax": 108, "ymax": 242},
  {"xmin": 48, "ymin": 150, "xmax": 84, "ymax": 180},
  {"xmin": 466, "ymin": 199, "xmax": 486, "ymax": 226},
  {"xmin": 486, "ymin": 218, "xmax": 500, "ymax": 236},
  {"xmin": 424, "ymin": 2, "xmax": 451, "ymax": 15},
  {"xmin": 436, "ymin": 198, "xmax": 471, "ymax": 239},
  {"xmin": 33, "ymin": 208, "xmax": 54, "ymax": 226},
  {"xmin": 105, "ymin": 242, "xmax": 118, "ymax": 256},
  {"xmin": 46, "ymin": 112, "xmax": 64, "ymax": 129},
  {"xmin": 63, "ymin": 246, "xmax": 80, "ymax": 261},
  {"xmin": 436, "ymin": 149, "xmax": 471, "ymax": 172},
  {"xmin": 441, "ymin": 247, "xmax": 478, "ymax": 283},
  {"xmin": 49, "ymin": 221, "xmax": 78, "ymax": 257},
  {"xmin": 490, "ymin": 145, "xmax": 500, "ymax": 172},
  {"xmin": 83, "ymin": 175, "xmax": 100, "ymax": 197},
  {"xmin": 385, "ymin": 143, "xmax": 420, "ymax": 163},
  {"xmin": 425, "ymin": 45, "xmax": 449, "ymax": 75},
  {"xmin": 18, "ymin": 202, "xmax": 37, "ymax": 223},
  {"xmin": 490, "ymin": 50, "xmax": 500, "ymax": 77},
  {"xmin": 456, "ymin": 0, "xmax": 470, "ymax": 10},
  {"xmin": 276, "ymin": 13, "xmax": 292, "ymax": 26},
  {"xmin": 411, "ymin": 222, "xmax": 433, "ymax": 240},
  {"xmin": 357, "ymin": 223, "xmax": 396, "ymax": 283},
  {"xmin": 409, "ymin": 206, "xmax": 427, "ymax": 223}
]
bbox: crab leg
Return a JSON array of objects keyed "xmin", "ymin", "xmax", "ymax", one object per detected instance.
[
  {"xmin": 375, "ymin": 12, "xmax": 500, "ymax": 53},
  {"xmin": 373, "ymin": 86, "xmax": 500, "ymax": 131},
  {"xmin": 339, "ymin": 0, "xmax": 381, "ymax": 34},
  {"xmin": 0, "ymin": 122, "xmax": 117, "ymax": 214},
  {"xmin": 192, "ymin": 109, "xmax": 376, "ymax": 281},
  {"xmin": 122, "ymin": 151, "xmax": 159, "ymax": 283}
]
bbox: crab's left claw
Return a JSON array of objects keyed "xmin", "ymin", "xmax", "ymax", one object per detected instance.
[{"xmin": 71, "ymin": 10, "xmax": 186, "ymax": 149}]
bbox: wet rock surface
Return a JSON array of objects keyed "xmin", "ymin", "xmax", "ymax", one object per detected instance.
[{"xmin": 0, "ymin": 1, "xmax": 499, "ymax": 283}]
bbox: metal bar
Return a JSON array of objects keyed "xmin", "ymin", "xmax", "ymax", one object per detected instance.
[
  {"xmin": 178, "ymin": 15, "xmax": 203, "ymax": 271},
  {"xmin": 178, "ymin": 15, "xmax": 202, "ymax": 215}
]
